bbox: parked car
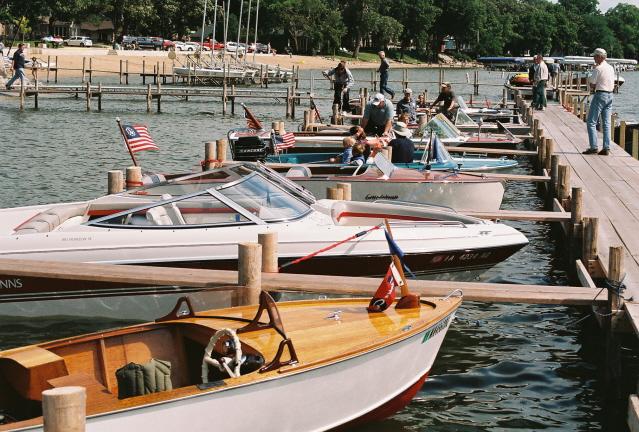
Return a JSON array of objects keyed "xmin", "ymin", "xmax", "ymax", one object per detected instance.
[
  {"xmin": 201, "ymin": 40, "xmax": 224, "ymax": 50},
  {"xmin": 172, "ymin": 41, "xmax": 188, "ymax": 51},
  {"xmin": 184, "ymin": 42, "xmax": 210, "ymax": 51},
  {"xmin": 135, "ymin": 36, "xmax": 163, "ymax": 50},
  {"xmin": 255, "ymin": 42, "xmax": 270, "ymax": 54},
  {"xmin": 63, "ymin": 36, "xmax": 93, "ymax": 47},
  {"xmin": 225, "ymin": 41, "xmax": 246, "ymax": 54},
  {"xmin": 163, "ymin": 40, "xmax": 174, "ymax": 50},
  {"xmin": 41, "ymin": 35, "xmax": 64, "ymax": 46}
]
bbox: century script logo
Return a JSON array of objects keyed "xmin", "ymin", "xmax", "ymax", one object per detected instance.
[{"xmin": 365, "ymin": 194, "xmax": 398, "ymax": 200}]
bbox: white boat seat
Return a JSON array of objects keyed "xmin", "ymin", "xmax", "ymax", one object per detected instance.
[
  {"xmin": 161, "ymin": 194, "xmax": 186, "ymax": 225},
  {"xmin": 146, "ymin": 206, "xmax": 173, "ymax": 225},
  {"xmin": 286, "ymin": 166, "xmax": 312, "ymax": 178}
]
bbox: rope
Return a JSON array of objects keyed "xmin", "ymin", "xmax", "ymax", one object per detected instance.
[{"xmin": 278, "ymin": 224, "xmax": 381, "ymax": 271}]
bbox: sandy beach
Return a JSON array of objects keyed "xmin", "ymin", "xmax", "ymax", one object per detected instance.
[{"xmin": 9, "ymin": 46, "xmax": 476, "ymax": 80}]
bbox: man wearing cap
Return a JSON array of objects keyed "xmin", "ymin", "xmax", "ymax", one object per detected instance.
[
  {"xmin": 361, "ymin": 93, "xmax": 394, "ymax": 136},
  {"xmin": 378, "ymin": 51, "xmax": 395, "ymax": 99},
  {"xmin": 396, "ymin": 88, "xmax": 416, "ymax": 123},
  {"xmin": 531, "ymin": 54, "xmax": 549, "ymax": 111},
  {"xmin": 583, "ymin": 48, "xmax": 615, "ymax": 156},
  {"xmin": 322, "ymin": 60, "xmax": 354, "ymax": 112},
  {"xmin": 430, "ymin": 83, "xmax": 456, "ymax": 120},
  {"xmin": 387, "ymin": 122, "xmax": 414, "ymax": 163}
]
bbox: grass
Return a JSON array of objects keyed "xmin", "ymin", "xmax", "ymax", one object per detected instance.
[{"xmin": 329, "ymin": 50, "xmax": 426, "ymax": 64}]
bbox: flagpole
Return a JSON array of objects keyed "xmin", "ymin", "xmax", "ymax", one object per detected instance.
[{"xmin": 116, "ymin": 117, "xmax": 139, "ymax": 167}]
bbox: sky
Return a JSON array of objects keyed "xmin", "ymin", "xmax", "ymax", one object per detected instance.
[{"xmin": 598, "ymin": 0, "xmax": 639, "ymax": 11}]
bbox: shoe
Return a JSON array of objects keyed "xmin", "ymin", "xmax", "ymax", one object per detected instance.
[
  {"xmin": 582, "ymin": 148, "xmax": 598, "ymax": 155},
  {"xmin": 540, "ymin": 107, "xmax": 545, "ymax": 111},
  {"xmin": 599, "ymin": 149, "xmax": 609, "ymax": 156},
  {"xmin": 4, "ymin": 85, "xmax": 9, "ymax": 90}
]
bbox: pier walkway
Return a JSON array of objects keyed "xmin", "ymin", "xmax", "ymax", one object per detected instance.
[{"xmin": 536, "ymin": 105, "xmax": 639, "ymax": 301}]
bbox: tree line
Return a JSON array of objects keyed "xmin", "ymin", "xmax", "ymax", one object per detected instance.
[{"xmin": 2, "ymin": 0, "xmax": 638, "ymax": 60}]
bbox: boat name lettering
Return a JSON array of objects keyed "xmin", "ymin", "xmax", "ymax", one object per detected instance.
[
  {"xmin": 0, "ymin": 278, "xmax": 22, "ymax": 290},
  {"xmin": 364, "ymin": 194, "xmax": 399, "ymax": 200},
  {"xmin": 421, "ymin": 314, "xmax": 452, "ymax": 344},
  {"xmin": 62, "ymin": 237, "xmax": 92, "ymax": 242}
]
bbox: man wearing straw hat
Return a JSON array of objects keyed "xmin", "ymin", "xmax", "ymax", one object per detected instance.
[
  {"xmin": 582, "ymin": 48, "xmax": 614, "ymax": 156},
  {"xmin": 387, "ymin": 121, "xmax": 414, "ymax": 163}
]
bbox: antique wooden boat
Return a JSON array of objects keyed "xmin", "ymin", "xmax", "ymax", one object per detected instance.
[{"xmin": 0, "ymin": 291, "xmax": 462, "ymax": 431}]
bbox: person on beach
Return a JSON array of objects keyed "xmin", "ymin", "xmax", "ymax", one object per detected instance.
[
  {"xmin": 361, "ymin": 93, "xmax": 394, "ymax": 137},
  {"xmin": 387, "ymin": 122, "xmax": 414, "ymax": 163},
  {"xmin": 5, "ymin": 43, "xmax": 26, "ymax": 90},
  {"xmin": 583, "ymin": 48, "xmax": 615, "ymax": 156},
  {"xmin": 378, "ymin": 51, "xmax": 395, "ymax": 99},
  {"xmin": 430, "ymin": 83, "xmax": 456, "ymax": 120},
  {"xmin": 322, "ymin": 60, "xmax": 354, "ymax": 112},
  {"xmin": 531, "ymin": 55, "xmax": 549, "ymax": 111},
  {"xmin": 396, "ymin": 88, "xmax": 416, "ymax": 123}
]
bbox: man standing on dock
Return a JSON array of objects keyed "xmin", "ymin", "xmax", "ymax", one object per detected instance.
[
  {"xmin": 378, "ymin": 51, "xmax": 395, "ymax": 99},
  {"xmin": 583, "ymin": 48, "xmax": 614, "ymax": 156},
  {"xmin": 531, "ymin": 55, "xmax": 548, "ymax": 111},
  {"xmin": 323, "ymin": 61, "xmax": 354, "ymax": 113},
  {"xmin": 5, "ymin": 43, "xmax": 26, "ymax": 90}
]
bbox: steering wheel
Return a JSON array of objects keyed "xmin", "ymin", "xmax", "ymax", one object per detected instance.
[{"xmin": 201, "ymin": 328, "xmax": 244, "ymax": 383}]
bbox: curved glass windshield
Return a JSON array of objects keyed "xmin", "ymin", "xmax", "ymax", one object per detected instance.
[
  {"xmin": 426, "ymin": 114, "xmax": 461, "ymax": 139},
  {"xmin": 217, "ymin": 173, "xmax": 310, "ymax": 222}
]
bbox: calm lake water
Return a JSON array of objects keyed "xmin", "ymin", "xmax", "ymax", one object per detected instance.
[{"xmin": 1, "ymin": 67, "xmax": 638, "ymax": 431}]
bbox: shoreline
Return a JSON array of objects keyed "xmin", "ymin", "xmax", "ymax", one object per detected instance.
[{"xmin": 7, "ymin": 47, "xmax": 479, "ymax": 80}]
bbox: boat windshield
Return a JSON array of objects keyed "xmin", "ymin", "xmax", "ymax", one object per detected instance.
[
  {"xmin": 217, "ymin": 172, "xmax": 311, "ymax": 222},
  {"xmin": 455, "ymin": 110, "xmax": 477, "ymax": 126},
  {"xmin": 426, "ymin": 114, "xmax": 462, "ymax": 140}
]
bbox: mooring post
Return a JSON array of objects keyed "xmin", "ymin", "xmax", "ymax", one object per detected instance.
[
  {"xmin": 216, "ymin": 138, "xmax": 228, "ymax": 162},
  {"xmin": 119, "ymin": 59, "xmax": 123, "ymax": 85},
  {"xmin": 204, "ymin": 141, "xmax": 217, "ymax": 170},
  {"xmin": 97, "ymin": 82, "xmax": 102, "ymax": 111},
  {"xmin": 605, "ymin": 245, "xmax": 624, "ymax": 395},
  {"xmin": 46, "ymin": 55, "xmax": 51, "ymax": 82},
  {"xmin": 582, "ymin": 217, "xmax": 599, "ymax": 273},
  {"xmin": 557, "ymin": 164, "xmax": 571, "ymax": 209},
  {"xmin": 125, "ymin": 60, "xmax": 129, "ymax": 85},
  {"xmin": 19, "ymin": 80, "xmax": 25, "ymax": 111},
  {"xmin": 107, "ymin": 170, "xmax": 124, "ymax": 194},
  {"xmin": 632, "ymin": 129, "xmax": 639, "ymax": 160},
  {"xmin": 142, "ymin": 59, "xmax": 146, "ymax": 85},
  {"xmin": 85, "ymin": 82, "xmax": 91, "ymax": 112},
  {"xmin": 286, "ymin": 86, "xmax": 291, "ymax": 118},
  {"xmin": 258, "ymin": 232, "xmax": 278, "ymax": 273},
  {"xmin": 619, "ymin": 121, "xmax": 627, "ymax": 151},
  {"xmin": 336, "ymin": 182, "xmax": 352, "ymax": 201},
  {"xmin": 537, "ymin": 136, "xmax": 546, "ymax": 174},
  {"xmin": 544, "ymin": 138, "xmax": 554, "ymax": 172},
  {"xmin": 546, "ymin": 154, "xmax": 559, "ymax": 210},
  {"xmin": 290, "ymin": 85, "xmax": 296, "ymax": 119},
  {"xmin": 81, "ymin": 57, "xmax": 86, "ymax": 83},
  {"xmin": 156, "ymin": 82, "xmax": 162, "ymax": 113},
  {"xmin": 326, "ymin": 187, "xmax": 344, "ymax": 200},
  {"xmin": 34, "ymin": 77, "xmax": 39, "ymax": 109},
  {"xmin": 237, "ymin": 242, "xmax": 262, "ymax": 306},
  {"xmin": 569, "ymin": 187, "xmax": 584, "ymax": 264},
  {"xmin": 146, "ymin": 84, "xmax": 151, "ymax": 113},
  {"xmin": 608, "ymin": 245, "xmax": 624, "ymax": 313},
  {"xmin": 126, "ymin": 166, "xmax": 143, "ymax": 189},
  {"xmin": 42, "ymin": 386, "xmax": 86, "ymax": 432}
]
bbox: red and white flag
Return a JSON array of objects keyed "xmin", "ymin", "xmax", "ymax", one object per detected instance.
[
  {"xmin": 242, "ymin": 103, "xmax": 263, "ymax": 130},
  {"xmin": 121, "ymin": 123, "xmax": 159, "ymax": 153},
  {"xmin": 367, "ymin": 261, "xmax": 404, "ymax": 312}
]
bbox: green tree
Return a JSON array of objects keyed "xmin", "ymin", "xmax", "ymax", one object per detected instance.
[{"xmin": 606, "ymin": 3, "xmax": 639, "ymax": 59}]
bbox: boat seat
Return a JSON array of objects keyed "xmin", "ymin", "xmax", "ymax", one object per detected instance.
[
  {"xmin": 161, "ymin": 194, "xmax": 186, "ymax": 225},
  {"xmin": 0, "ymin": 347, "xmax": 67, "ymax": 401},
  {"xmin": 285, "ymin": 166, "xmax": 312, "ymax": 178},
  {"xmin": 146, "ymin": 206, "xmax": 173, "ymax": 225},
  {"xmin": 48, "ymin": 373, "xmax": 117, "ymax": 405},
  {"xmin": 13, "ymin": 204, "xmax": 88, "ymax": 235}
]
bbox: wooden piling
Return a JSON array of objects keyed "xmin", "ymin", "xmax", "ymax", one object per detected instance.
[
  {"xmin": 336, "ymin": 182, "xmax": 352, "ymax": 201},
  {"xmin": 54, "ymin": 55, "xmax": 59, "ymax": 83},
  {"xmin": 156, "ymin": 82, "xmax": 162, "ymax": 113},
  {"xmin": 632, "ymin": 129, "xmax": 639, "ymax": 159},
  {"xmin": 326, "ymin": 187, "xmax": 344, "ymax": 200},
  {"xmin": 34, "ymin": 78, "xmax": 39, "ymax": 109},
  {"xmin": 119, "ymin": 60, "xmax": 123, "ymax": 85},
  {"xmin": 81, "ymin": 57, "xmax": 86, "ymax": 83},
  {"xmin": 125, "ymin": 60, "xmax": 129, "ymax": 85},
  {"xmin": 286, "ymin": 87, "xmax": 291, "ymax": 118},
  {"xmin": 557, "ymin": 164, "xmax": 571, "ymax": 203},
  {"xmin": 107, "ymin": 170, "xmax": 124, "ymax": 194},
  {"xmin": 126, "ymin": 166, "xmax": 143, "ymax": 189},
  {"xmin": 85, "ymin": 82, "xmax": 91, "ymax": 112},
  {"xmin": 42, "ymin": 386, "xmax": 86, "ymax": 432},
  {"xmin": 204, "ymin": 141, "xmax": 217, "ymax": 170},
  {"xmin": 146, "ymin": 84, "xmax": 152, "ymax": 113},
  {"xmin": 19, "ymin": 81, "xmax": 25, "ymax": 111},
  {"xmin": 97, "ymin": 83, "xmax": 102, "ymax": 111},
  {"xmin": 582, "ymin": 217, "xmax": 599, "ymax": 267},
  {"xmin": 258, "ymin": 232, "xmax": 278, "ymax": 273},
  {"xmin": 546, "ymin": 154, "xmax": 559, "ymax": 210},
  {"xmin": 608, "ymin": 245, "xmax": 624, "ymax": 311},
  {"xmin": 544, "ymin": 138, "xmax": 554, "ymax": 172},
  {"xmin": 619, "ymin": 121, "xmax": 627, "ymax": 150},
  {"xmin": 237, "ymin": 242, "xmax": 262, "ymax": 306},
  {"xmin": 216, "ymin": 139, "xmax": 228, "ymax": 162}
]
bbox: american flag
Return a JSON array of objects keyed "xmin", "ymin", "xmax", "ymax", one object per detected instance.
[
  {"xmin": 121, "ymin": 124, "xmax": 159, "ymax": 153},
  {"xmin": 242, "ymin": 103, "xmax": 263, "ymax": 130},
  {"xmin": 273, "ymin": 132, "xmax": 296, "ymax": 151}
]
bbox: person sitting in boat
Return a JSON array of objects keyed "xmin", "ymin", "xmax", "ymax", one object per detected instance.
[
  {"xmin": 340, "ymin": 137, "xmax": 356, "ymax": 163},
  {"xmin": 387, "ymin": 122, "xmax": 414, "ymax": 164},
  {"xmin": 350, "ymin": 143, "xmax": 366, "ymax": 166},
  {"xmin": 395, "ymin": 88, "xmax": 416, "ymax": 123},
  {"xmin": 361, "ymin": 93, "xmax": 394, "ymax": 137},
  {"xmin": 429, "ymin": 83, "xmax": 456, "ymax": 120},
  {"xmin": 416, "ymin": 93, "xmax": 427, "ymax": 109},
  {"xmin": 397, "ymin": 112, "xmax": 411, "ymax": 126}
]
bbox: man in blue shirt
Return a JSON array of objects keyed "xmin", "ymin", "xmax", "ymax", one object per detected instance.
[
  {"xmin": 6, "ymin": 43, "xmax": 26, "ymax": 90},
  {"xmin": 361, "ymin": 93, "xmax": 394, "ymax": 137},
  {"xmin": 395, "ymin": 88, "xmax": 416, "ymax": 123}
]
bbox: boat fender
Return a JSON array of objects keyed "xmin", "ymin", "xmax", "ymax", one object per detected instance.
[{"xmin": 202, "ymin": 328, "xmax": 244, "ymax": 383}]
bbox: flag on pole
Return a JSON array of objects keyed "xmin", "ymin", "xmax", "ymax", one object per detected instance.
[
  {"xmin": 120, "ymin": 123, "xmax": 159, "ymax": 153},
  {"xmin": 367, "ymin": 261, "xmax": 403, "ymax": 312},
  {"xmin": 384, "ymin": 229, "xmax": 416, "ymax": 278},
  {"xmin": 272, "ymin": 132, "xmax": 296, "ymax": 151},
  {"xmin": 242, "ymin": 103, "xmax": 263, "ymax": 130}
]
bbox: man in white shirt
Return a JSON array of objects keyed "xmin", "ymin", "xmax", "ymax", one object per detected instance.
[
  {"xmin": 583, "ymin": 48, "xmax": 615, "ymax": 155},
  {"xmin": 531, "ymin": 55, "xmax": 549, "ymax": 111}
]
